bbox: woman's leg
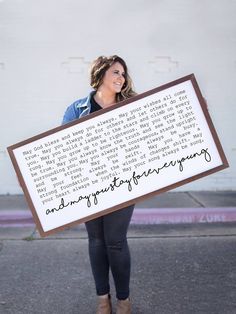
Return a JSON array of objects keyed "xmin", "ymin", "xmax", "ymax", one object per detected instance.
[
  {"xmin": 103, "ymin": 205, "xmax": 134, "ymax": 300},
  {"xmin": 85, "ymin": 217, "xmax": 110, "ymax": 296}
]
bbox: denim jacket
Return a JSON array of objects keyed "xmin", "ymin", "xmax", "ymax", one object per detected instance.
[{"xmin": 62, "ymin": 91, "xmax": 96, "ymax": 125}]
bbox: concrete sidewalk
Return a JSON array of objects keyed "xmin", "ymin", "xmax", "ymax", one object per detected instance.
[
  {"xmin": 0, "ymin": 191, "xmax": 236, "ymax": 227},
  {"xmin": 0, "ymin": 192, "xmax": 236, "ymax": 314},
  {"xmin": 0, "ymin": 223, "xmax": 236, "ymax": 314}
]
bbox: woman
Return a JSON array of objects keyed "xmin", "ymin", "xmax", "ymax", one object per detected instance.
[{"xmin": 62, "ymin": 55, "xmax": 137, "ymax": 314}]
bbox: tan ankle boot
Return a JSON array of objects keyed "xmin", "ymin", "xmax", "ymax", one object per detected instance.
[
  {"xmin": 116, "ymin": 298, "xmax": 131, "ymax": 314},
  {"xmin": 96, "ymin": 295, "xmax": 112, "ymax": 314}
]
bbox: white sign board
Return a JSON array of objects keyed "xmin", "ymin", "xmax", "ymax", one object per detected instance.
[{"xmin": 8, "ymin": 74, "xmax": 229, "ymax": 237}]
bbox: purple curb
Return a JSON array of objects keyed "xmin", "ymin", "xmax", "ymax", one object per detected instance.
[
  {"xmin": 0, "ymin": 210, "xmax": 34, "ymax": 227},
  {"xmin": 0, "ymin": 208, "xmax": 236, "ymax": 227},
  {"xmin": 132, "ymin": 207, "xmax": 236, "ymax": 224}
]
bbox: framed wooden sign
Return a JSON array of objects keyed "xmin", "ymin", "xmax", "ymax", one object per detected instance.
[{"xmin": 7, "ymin": 74, "xmax": 229, "ymax": 237}]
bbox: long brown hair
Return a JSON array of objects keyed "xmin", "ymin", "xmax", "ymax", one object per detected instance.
[{"xmin": 90, "ymin": 55, "xmax": 136, "ymax": 102}]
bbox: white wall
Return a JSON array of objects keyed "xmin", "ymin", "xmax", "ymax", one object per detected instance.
[{"xmin": 1, "ymin": 0, "xmax": 235, "ymax": 194}]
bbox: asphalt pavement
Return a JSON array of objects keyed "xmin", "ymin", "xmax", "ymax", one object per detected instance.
[{"xmin": 0, "ymin": 191, "xmax": 236, "ymax": 314}]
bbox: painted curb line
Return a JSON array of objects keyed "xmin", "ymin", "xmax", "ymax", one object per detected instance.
[{"xmin": 0, "ymin": 207, "xmax": 236, "ymax": 227}]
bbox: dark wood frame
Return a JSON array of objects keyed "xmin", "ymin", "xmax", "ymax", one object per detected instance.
[{"xmin": 7, "ymin": 74, "xmax": 229, "ymax": 237}]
